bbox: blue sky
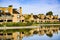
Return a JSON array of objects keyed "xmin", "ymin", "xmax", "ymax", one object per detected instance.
[{"xmin": 0, "ymin": 0, "xmax": 60, "ymax": 16}]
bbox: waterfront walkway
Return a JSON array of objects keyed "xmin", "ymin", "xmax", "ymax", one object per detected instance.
[
  {"xmin": 40, "ymin": 24, "xmax": 60, "ymax": 26},
  {"xmin": 0, "ymin": 24, "xmax": 60, "ymax": 30},
  {"xmin": 0, "ymin": 26, "xmax": 40, "ymax": 30}
]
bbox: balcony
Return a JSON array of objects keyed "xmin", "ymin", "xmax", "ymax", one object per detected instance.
[{"xmin": 0, "ymin": 16, "xmax": 12, "ymax": 20}]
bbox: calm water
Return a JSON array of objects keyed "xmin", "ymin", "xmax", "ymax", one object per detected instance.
[
  {"xmin": 22, "ymin": 26, "xmax": 60, "ymax": 40},
  {"xmin": 0, "ymin": 26, "xmax": 60, "ymax": 40},
  {"xmin": 22, "ymin": 30, "xmax": 60, "ymax": 40}
]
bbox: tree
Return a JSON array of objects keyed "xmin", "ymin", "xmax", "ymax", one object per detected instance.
[
  {"xmin": 46, "ymin": 11, "xmax": 53, "ymax": 15},
  {"xmin": 38, "ymin": 14, "xmax": 44, "ymax": 19}
]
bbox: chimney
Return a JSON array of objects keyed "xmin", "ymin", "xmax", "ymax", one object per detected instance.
[
  {"xmin": 31, "ymin": 13, "xmax": 33, "ymax": 17},
  {"xmin": 8, "ymin": 5, "xmax": 13, "ymax": 15},
  {"xmin": 20, "ymin": 7, "xmax": 22, "ymax": 16}
]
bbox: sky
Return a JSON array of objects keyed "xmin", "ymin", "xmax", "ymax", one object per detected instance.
[{"xmin": 0, "ymin": 0, "xmax": 60, "ymax": 17}]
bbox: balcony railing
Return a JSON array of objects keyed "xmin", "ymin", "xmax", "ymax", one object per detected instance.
[{"xmin": 0, "ymin": 16, "xmax": 12, "ymax": 19}]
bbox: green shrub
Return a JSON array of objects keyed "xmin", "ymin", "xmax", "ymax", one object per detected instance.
[
  {"xmin": 17, "ymin": 22, "xmax": 27, "ymax": 26},
  {"xmin": 6, "ymin": 22, "xmax": 14, "ymax": 27},
  {"xmin": 6, "ymin": 22, "xmax": 27, "ymax": 27},
  {"xmin": 26, "ymin": 22, "xmax": 33, "ymax": 26},
  {"xmin": 0, "ymin": 24, "xmax": 3, "ymax": 27}
]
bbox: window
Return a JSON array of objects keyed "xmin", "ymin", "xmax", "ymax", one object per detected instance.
[
  {"xmin": 41, "ymin": 21, "xmax": 42, "ymax": 22},
  {"xmin": 7, "ymin": 33, "xmax": 12, "ymax": 35},
  {"xmin": 22, "ymin": 32, "xmax": 24, "ymax": 34},
  {"xmin": 17, "ymin": 15, "xmax": 20, "ymax": 18},
  {"xmin": 0, "ymin": 20, "xmax": 3, "ymax": 22},
  {"xmin": 0, "ymin": 33, "xmax": 3, "ymax": 36},
  {"xmin": 31, "ymin": 20, "xmax": 34, "ymax": 22},
  {"xmin": 7, "ymin": 20, "xmax": 12, "ymax": 22},
  {"xmin": 22, "ymin": 20, "xmax": 24, "ymax": 22}
]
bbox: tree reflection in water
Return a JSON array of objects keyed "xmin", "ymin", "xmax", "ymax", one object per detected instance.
[
  {"xmin": 0, "ymin": 26, "xmax": 60, "ymax": 40},
  {"xmin": 46, "ymin": 34, "xmax": 53, "ymax": 37}
]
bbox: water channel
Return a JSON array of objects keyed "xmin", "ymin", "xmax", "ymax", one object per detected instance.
[{"xmin": 0, "ymin": 26, "xmax": 60, "ymax": 40}]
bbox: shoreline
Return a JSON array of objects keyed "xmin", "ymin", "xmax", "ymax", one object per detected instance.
[{"xmin": 0, "ymin": 24, "xmax": 60, "ymax": 30}]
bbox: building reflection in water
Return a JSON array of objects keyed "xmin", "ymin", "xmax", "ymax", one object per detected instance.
[
  {"xmin": 17, "ymin": 32, "xmax": 20, "ymax": 40},
  {"xmin": 0, "ymin": 26, "xmax": 59, "ymax": 40}
]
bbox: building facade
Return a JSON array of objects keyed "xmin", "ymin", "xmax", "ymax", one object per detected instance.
[{"xmin": 0, "ymin": 5, "xmax": 59, "ymax": 23}]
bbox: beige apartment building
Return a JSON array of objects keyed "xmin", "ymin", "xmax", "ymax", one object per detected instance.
[{"xmin": 0, "ymin": 5, "xmax": 59, "ymax": 23}]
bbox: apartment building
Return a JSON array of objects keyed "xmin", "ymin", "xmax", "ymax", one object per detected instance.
[{"xmin": 0, "ymin": 5, "xmax": 59, "ymax": 23}]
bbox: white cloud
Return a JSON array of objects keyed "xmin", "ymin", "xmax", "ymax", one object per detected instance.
[
  {"xmin": 21, "ymin": 3, "xmax": 60, "ymax": 16},
  {"xmin": 0, "ymin": 0, "xmax": 60, "ymax": 16}
]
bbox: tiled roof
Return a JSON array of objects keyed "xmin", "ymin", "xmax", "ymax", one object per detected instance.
[
  {"xmin": 13, "ymin": 9, "xmax": 20, "ymax": 14},
  {"xmin": 33, "ymin": 15, "xmax": 39, "ymax": 19},
  {"xmin": 5, "ymin": 12, "xmax": 11, "ymax": 16},
  {"xmin": 0, "ymin": 12, "xmax": 11, "ymax": 16}
]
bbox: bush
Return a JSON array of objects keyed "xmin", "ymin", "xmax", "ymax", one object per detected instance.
[
  {"xmin": 5, "ymin": 22, "xmax": 33, "ymax": 27},
  {"xmin": 6, "ymin": 22, "xmax": 14, "ymax": 27},
  {"xmin": 17, "ymin": 22, "xmax": 27, "ymax": 26},
  {"xmin": 0, "ymin": 24, "xmax": 3, "ymax": 27},
  {"xmin": 26, "ymin": 22, "xmax": 33, "ymax": 26}
]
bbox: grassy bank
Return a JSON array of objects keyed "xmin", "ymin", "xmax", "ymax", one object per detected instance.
[
  {"xmin": 0, "ymin": 22, "xmax": 60, "ymax": 27},
  {"xmin": 0, "ymin": 22, "xmax": 33, "ymax": 27}
]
